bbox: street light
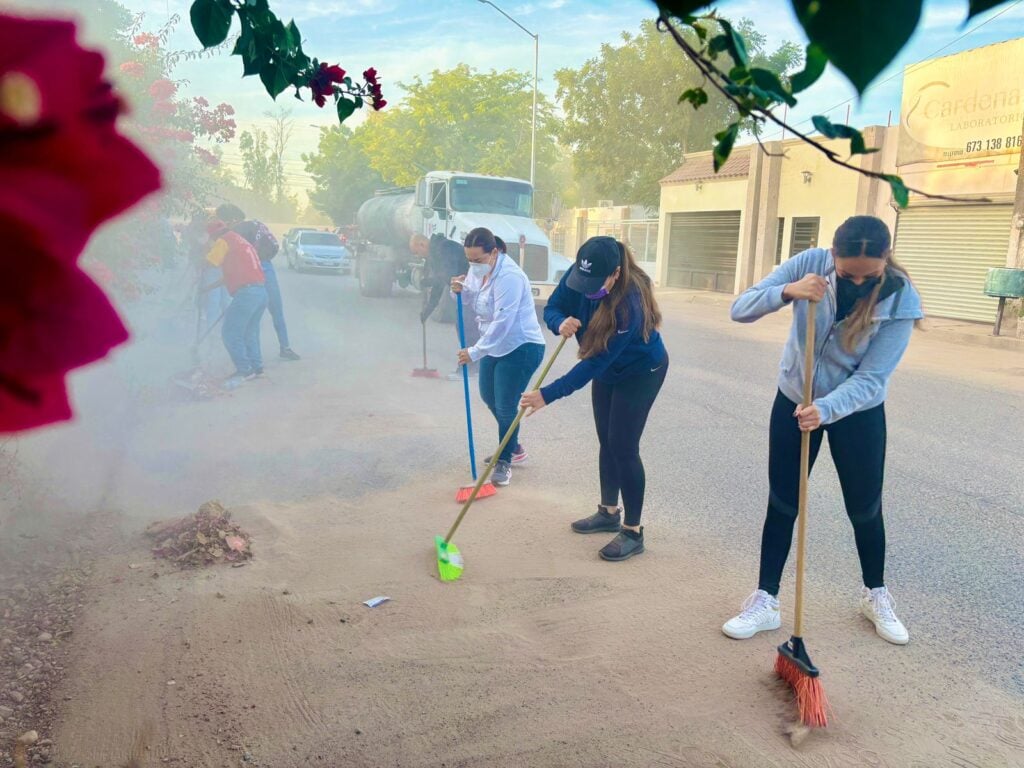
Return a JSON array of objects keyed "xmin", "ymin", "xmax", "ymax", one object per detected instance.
[{"xmin": 476, "ymin": 0, "xmax": 538, "ymax": 188}]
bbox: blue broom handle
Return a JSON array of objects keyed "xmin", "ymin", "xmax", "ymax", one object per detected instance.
[{"xmin": 457, "ymin": 299, "xmax": 478, "ymax": 480}]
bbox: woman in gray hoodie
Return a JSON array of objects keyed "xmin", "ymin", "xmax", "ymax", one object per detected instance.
[{"xmin": 722, "ymin": 215, "xmax": 923, "ymax": 646}]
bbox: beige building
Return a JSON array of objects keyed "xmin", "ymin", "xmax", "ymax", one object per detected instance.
[{"xmin": 655, "ymin": 36, "xmax": 1023, "ymax": 323}]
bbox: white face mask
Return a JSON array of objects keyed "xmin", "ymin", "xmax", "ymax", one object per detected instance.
[{"xmin": 468, "ymin": 261, "xmax": 492, "ymax": 279}]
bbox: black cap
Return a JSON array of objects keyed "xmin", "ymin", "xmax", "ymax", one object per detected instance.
[{"xmin": 567, "ymin": 236, "xmax": 622, "ymax": 295}]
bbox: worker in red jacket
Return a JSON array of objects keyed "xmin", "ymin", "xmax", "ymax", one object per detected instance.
[{"xmin": 205, "ymin": 220, "xmax": 268, "ymax": 386}]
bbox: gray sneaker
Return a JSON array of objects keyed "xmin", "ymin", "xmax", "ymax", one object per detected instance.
[{"xmin": 491, "ymin": 460, "xmax": 512, "ymax": 487}]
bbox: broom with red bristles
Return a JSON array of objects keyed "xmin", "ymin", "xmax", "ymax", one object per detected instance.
[
  {"xmin": 775, "ymin": 299, "xmax": 831, "ymax": 729},
  {"xmin": 455, "ymin": 298, "xmax": 496, "ymax": 503}
]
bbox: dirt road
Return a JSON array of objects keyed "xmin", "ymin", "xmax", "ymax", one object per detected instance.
[{"xmin": 2, "ymin": 268, "xmax": 1022, "ymax": 767}]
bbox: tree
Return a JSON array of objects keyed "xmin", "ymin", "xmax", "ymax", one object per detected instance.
[
  {"xmin": 239, "ymin": 128, "xmax": 275, "ymax": 198},
  {"xmin": 352, "ymin": 65, "xmax": 562, "ymax": 196},
  {"xmin": 267, "ymin": 107, "xmax": 294, "ymax": 204},
  {"xmin": 303, "ymin": 126, "xmax": 385, "ymax": 225},
  {"xmin": 555, "ymin": 19, "xmax": 801, "ymax": 208}
]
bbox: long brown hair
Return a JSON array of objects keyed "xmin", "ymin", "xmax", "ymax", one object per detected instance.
[
  {"xmin": 579, "ymin": 241, "xmax": 661, "ymax": 359},
  {"xmin": 834, "ymin": 216, "xmax": 918, "ymax": 352}
]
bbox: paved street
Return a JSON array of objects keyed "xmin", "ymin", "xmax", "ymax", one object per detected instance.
[{"xmin": 5, "ymin": 266, "xmax": 1022, "ymax": 766}]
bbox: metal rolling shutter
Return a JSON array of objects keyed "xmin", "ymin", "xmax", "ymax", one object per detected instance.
[
  {"xmin": 666, "ymin": 210, "xmax": 741, "ymax": 292},
  {"xmin": 894, "ymin": 205, "xmax": 1012, "ymax": 322}
]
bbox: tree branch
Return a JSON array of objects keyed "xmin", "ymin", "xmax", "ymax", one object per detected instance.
[{"xmin": 657, "ymin": 15, "xmax": 985, "ymax": 205}]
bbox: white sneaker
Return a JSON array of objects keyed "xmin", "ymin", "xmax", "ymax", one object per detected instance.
[
  {"xmin": 722, "ymin": 589, "xmax": 781, "ymax": 639},
  {"xmin": 860, "ymin": 586, "xmax": 909, "ymax": 645}
]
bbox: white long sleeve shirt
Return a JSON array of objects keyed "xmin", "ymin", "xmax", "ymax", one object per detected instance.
[{"xmin": 457, "ymin": 253, "xmax": 545, "ymax": 362}]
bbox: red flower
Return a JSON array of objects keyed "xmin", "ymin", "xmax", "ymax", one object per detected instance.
[
  {"xmin": 133, "ymin": 33, "xmax": 159, "ymax": 49},
  {"xmin": 373, "ymin": 98, "xmax": 387, "ymax": 111},
  {"xmin": 0, "ymin": 14, "xmax": 161, "ymax": 433},
  {"xmin": 119, "ymin": 61, "xmax": 144, "ymax": 78},
  {"xmin": 148, "ymin": 78, "xmax": 176, "ymax": 101},
  {"xmin": 152, "ymin": 99, "xmax": 176, "ymax": 117},
  {"xmin": 308, "ymin": 62, "xmax": 346, "ymax": 108},
  {"xmin": 363, "ymin": 67, "xmax": 378, "ymax": 84}
]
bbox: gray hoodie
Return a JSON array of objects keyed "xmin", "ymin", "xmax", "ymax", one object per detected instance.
[{"xmin": 731, "ymin": 248, "xmax": 924, "ymax": 425}]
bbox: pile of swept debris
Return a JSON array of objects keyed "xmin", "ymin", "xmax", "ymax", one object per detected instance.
[{"xmin": 146, "ymin": 501, "xmax": 252, "ymax": 568}]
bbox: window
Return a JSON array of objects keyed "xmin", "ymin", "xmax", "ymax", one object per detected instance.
[
  {"xmin": 790, "ymin": 217, "xmax": 820, "ymax": 257},
  {"xmin": 428, "ymin": 182, "xmax": 447, "ymax": 210},
  {"xmin": 449, "ymin": 177, "xmax": 532, "ymax": 217},
  {"xmin": 775, "ymin": 218, "xmax": 785, "ymax": 264},
  {"xmin": 298, "ymin": 232, "xmax": 343, "ymax": 247}
]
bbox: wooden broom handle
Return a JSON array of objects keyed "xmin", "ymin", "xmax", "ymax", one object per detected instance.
[
  {"xmin": 793, "ymin": 300, "xmax": 817, "ymax": 638},
  {"xmin": 444, "ymin": 336, "xmax": 568, "ymax": 543}
]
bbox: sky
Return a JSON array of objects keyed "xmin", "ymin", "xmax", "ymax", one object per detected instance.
[{"xmin": 26, "ymin": 0, "xmax": 1024, "ymax": 200}]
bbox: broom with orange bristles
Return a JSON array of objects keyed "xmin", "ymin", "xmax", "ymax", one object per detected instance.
[
  {"xmin": 774, "ymin": 299, "xmax": 831, "ymax": 729},
  {"xmin": 454, "ymin": 298, "xmax": 496, "ymax": 503}
]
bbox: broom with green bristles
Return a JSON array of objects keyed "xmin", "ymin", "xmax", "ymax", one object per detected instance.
[
  {"xmin": 774, "ymin": 299, "xmax": 830, "ymax": 728},
  {"xmin": 436, "ymin": 336, "xmax": 568, "ymax": 582}
]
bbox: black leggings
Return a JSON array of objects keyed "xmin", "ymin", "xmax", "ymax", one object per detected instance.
[
  {"xmin": 592, "ymin": 360, "xmax": 668, "ymax": 527},
  {"xmin": 758, "ymin": 390, "xmax": 887, "ymax": 596}
]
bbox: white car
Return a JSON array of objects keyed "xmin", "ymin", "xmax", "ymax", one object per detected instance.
[{"xmin": 287, "ymin": 231, "xmax": 353, "ymax": 274}]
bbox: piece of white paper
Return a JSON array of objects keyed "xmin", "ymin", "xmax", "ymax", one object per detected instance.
[{"xmin": 363, "ymin": 596, "xmax": 391, "ymax": 608}]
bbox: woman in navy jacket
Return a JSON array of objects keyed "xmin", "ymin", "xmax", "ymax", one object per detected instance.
[{"xmin": 520, "ymin": 237, "xmax": 668, "ymax": 561}]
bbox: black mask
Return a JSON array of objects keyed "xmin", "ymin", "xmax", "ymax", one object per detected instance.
[{"xmin": 835, "ymin": 274, "xmax": 881, "ymax": 322}]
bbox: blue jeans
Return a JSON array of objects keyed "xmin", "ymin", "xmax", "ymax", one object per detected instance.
[
  {"xmin": 261, "ymin": 260, "xmax": 290, "ymax": 350},
  {"xmin": 201, "ymin": 266, "xmax": 230, "ymax": 333},
  {"xmin": 222, "ymin": 285, "xmax": 268, "ymax": 375},
  {"xmin": 478, "ymin": 342, "xmax": 544, "ymax": 463}
]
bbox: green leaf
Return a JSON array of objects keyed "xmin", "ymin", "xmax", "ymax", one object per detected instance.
[
  {"xmin": 259, "ymin": 57, "xmax": 291, "ymax": 98},
  {"xmin": 657, "ymin": 1, "xmax": 714, "ymax": 19},
  {"xmin": 336, "ymin": 98, "xmax": 357, "ymax": 124},
  {"xmin": 789, "ymin": 43, "xmax": 828, "ymax": 94},
  {"xmin": 190, "ymin": 0, "xmax": 234, "ymax": 48},
  {"xmin": 691, "ymin": 23, "xmax": 707, "ymax": 41},
  {"xmin": 717, "ymin": 19, "xmax": 749, "ymax": 68},
  {"xmin": 283, "ymin": 20, "xmax": 302, "ymax": 55},
  {"xmin": 708, "ymin": 34, "xmax": 730, "ymax": 59},
  {"xmin": 883, "ymin": 174, "xmax": 909, "ymax": 208},
  {"xmin": 232, "ymin": 20, "xmax": 262, "ymax": 76},
  {"xmin": 748, "ymin": 68, "xmax": 795, "ymax": 106},
  {"xmin": 792, "ymin": 0, "xmax": 922, "ymax": 93},
  {"xmin": 812, "ymin": 116, "xmax": 879, "ymax": 155},
  {"xmin": 354, "ymin": 96, "xmax": 364, "ymax": 110},
  {"xmin": 678, "ymin": 87, "xmax": 709, "ymax": 109},
  {"xmin": 713, "ymin": 122, "xmax": 739, "ymax": 172},
  {"xmin": 967, "ymin": 0, "xmax": 1008, "ymax": 20}
]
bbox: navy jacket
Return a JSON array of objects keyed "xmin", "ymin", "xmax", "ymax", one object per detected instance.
[{"xmin": 540, "ymin": 267, "xmax": 667, "ymax": 404}]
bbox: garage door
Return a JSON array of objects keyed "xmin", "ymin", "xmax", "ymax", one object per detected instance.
[
  {"xmin": 666, "ymin": 210, "xmax": 741, "ymax": 292},
  {"xmin": 894, "ymin": 205, "xmax": 1012, "ymax": 322}
]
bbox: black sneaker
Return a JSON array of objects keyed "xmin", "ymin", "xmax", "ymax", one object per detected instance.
[
  {"xmin": 599, "ymin": 527, "xmax": 645, "ymax": 561},
  {"xmin": 252, "ymin": 367, "xmax": 266, "ymax": 379},
  {"xmin": 280, "ymin": 348, "xmax": 301, "ymax": 361},
  {"xmin": 571, "ymin": 506, "xmax": 622, "ymax": 534}
]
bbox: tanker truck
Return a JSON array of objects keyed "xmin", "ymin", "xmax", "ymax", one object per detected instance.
[{"xmin": 354, "ymin": 171, "xmax": 570, "ymax": 308}]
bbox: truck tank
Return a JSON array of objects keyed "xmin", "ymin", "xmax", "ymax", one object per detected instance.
[{"xmin": 356, "ymin": 190, "xmax": 417, "ymax": 249}]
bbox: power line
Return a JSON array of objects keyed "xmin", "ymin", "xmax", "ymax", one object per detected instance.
[{"xmin": 763, "ymin": 0, "xmax": 1024, "ymax": 139}]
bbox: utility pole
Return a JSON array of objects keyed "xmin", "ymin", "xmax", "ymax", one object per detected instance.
[{"xmin": 477, "ymin": 0, "xmax": 538, "ymax": 188}]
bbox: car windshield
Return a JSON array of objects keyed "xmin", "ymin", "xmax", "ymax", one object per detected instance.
[
  {"xmin": 450, "ymin": 177, "xmax": 532, "ymax": 217},
  {"xmin": 299, "ymin": 233, "xmax": 342, "ymax": 246}
]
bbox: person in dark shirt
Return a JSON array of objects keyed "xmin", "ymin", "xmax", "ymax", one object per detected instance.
[
  {"xmin": 411, "ymin": 233, "xmax": 477, "ymax": 378},
  {"xmin": 520, "ymin": 237, "xmax": 668, "ymax": 562}
]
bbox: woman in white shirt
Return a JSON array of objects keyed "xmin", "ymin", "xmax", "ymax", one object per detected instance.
[{"xmin": 452, "ymin": 227, "xmax": 546, "ymax": 487}]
